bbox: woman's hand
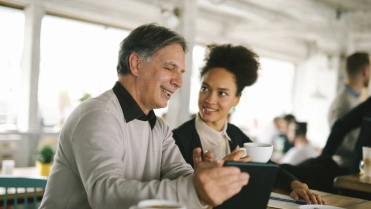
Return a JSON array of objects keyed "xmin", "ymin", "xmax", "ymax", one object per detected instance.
[
  {"xmin": 223, "ymin": 146, "xmax": 251, "ymax": 162},
  {"xmin": 290, "ymin": 180, "xmax": 326, "ymax": 205},
  {"xmin": 193, "ymin": 148, "xmax": 214, "ymax": 170}
]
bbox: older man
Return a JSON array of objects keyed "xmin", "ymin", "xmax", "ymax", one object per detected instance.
[{"xmin": 40, "ymin": 24, "xmax": 248, "ymax": 209}]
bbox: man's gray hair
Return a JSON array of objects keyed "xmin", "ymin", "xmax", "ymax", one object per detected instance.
[{"xmin": 117, "ymin": 23, "xmax": 188, "ymax": 75}]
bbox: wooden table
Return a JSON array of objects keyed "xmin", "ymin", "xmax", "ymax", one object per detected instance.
[
  {"xmin": 334, "ymin": 174, "xmax": 371, "ymax": 193},
  {"xmin": 267, "ymin": 189, "xmax": 371, "ymax": 209}
]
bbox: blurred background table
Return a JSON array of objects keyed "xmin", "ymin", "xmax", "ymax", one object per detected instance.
[{"xmin": 334, "ymin": 174, "xmax": 371, "ymax": 193}]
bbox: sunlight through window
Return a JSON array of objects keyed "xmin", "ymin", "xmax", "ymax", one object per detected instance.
[{"xmin": 39, "ymin": 15, "xmax": 129, "ymax": 127}]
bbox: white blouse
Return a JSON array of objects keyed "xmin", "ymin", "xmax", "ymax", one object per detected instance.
[{"xmin": 195, "ymin": 113, "xmax": 231, "ymax": 161}]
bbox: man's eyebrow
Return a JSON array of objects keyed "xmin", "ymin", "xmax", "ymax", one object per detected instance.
[
  {"xmin": 162, "ymin": 61, "xmax": 177, "ymax": 66},
  {"xmin": 163, "ymin": 61, "xmax": 185, "ymax": 73}
]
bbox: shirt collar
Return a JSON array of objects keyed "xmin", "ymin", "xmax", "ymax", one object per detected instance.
[
  {"xmin": 112, "ymin": 81, "xmax": 156, "ymax": 129},
  {"xmin": 344, "ymin": 84, "xmax": 361, "ymax": 98},
  {"xmin": 195, "ymin": 113, "xmax": 232, "ymax": 143}
]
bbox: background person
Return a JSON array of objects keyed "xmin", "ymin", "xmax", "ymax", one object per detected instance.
[
  {"xmin": 40, "ymin": 24, "xmax": 249, "ymax": 209},
  {"xmin": 280, "ymin": 122, "xmax": 318, "ymax": 165},
  {"xmin": 173, "ymin": 44, "xmax": 325, "ymax": 204},
  {"xmin": 327, "ymin": 52, "xmax": 370, "ymax": 168}
]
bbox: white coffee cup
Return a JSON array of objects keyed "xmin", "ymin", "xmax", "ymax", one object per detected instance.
[
  {"xmin": 2, "ymin": 160, "xmax": 15, "ymax": 175},
  {"xmin": 360, "ymin": 146, "xmax": 371, "ymax": 179},
  {"xmin": 243, "ymin": 142, "xmax": 273, "ymax": 163},
  {"xmin": 129, "ymin": 199, "xmax": 186, "ymax": 209}
]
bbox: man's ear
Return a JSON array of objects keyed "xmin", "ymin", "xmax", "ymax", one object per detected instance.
[
  {"xmin": 128, "ymin": 52, "xmax": 141, "ymax": 76},
  {"xmin": 362, "ymin": 66, "xmax": 370, "ymax": 77}
]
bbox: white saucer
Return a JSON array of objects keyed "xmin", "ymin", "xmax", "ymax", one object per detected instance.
[{"xmin": 299, "ymin": 205, "xmax": 345, "ymax": 209}]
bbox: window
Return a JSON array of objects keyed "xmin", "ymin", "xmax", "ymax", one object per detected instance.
[
  {"xmin": 0, "ymin": 6, "xmax": 24, "ymax": 128},
  {"xmin": 233, "ymin": 58, "xmax": 295, "ymax": 139},
  {"xmin": 39, "ymin": 15, "xmax": 129, "ymax": 127}
]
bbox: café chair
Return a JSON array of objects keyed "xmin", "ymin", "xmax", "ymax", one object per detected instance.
[{"xmin": 0, "ymin": 176, "xmax": 47, "ymax": 209}]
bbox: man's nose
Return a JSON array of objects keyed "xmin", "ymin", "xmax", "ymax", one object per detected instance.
[{"xmin": 172, "ymin": 71, "xmax": 183, "ymax": 88}]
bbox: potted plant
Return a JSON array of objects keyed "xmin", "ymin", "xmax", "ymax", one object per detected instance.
[{"xmin": 36, "ymin": 137, "xmax": 56, "ymax": 176}]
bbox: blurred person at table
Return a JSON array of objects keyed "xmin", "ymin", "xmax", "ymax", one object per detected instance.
[
  {"xmin": 270, "ymin": 114, "xmax": 296, "ymax": 162},
  {"xmin": 39, "ymin": 24, "xmax": 250, "ymax": 209},
  {"xmin": 173, "ymin": 44, "xmax": 325, "ymax": 204},
  {"xmin": 281, "ymin": 97, "xmax": 371, "ymax": 193},
  {"xmin": 327, "ymin": 52, "xmax": 370, "ymax": 169},
  {"xmin": 281, "ymin": 114, "xmax": 296, "ymax": 153},
  {"xmin": 280, "ymin": 122, "xmax": 318, "ymax": 165}
]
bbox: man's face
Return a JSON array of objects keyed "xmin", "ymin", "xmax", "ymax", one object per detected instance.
[{"xmin": 136, "ymin": 43, "xmax": 185, "ymax": 113}]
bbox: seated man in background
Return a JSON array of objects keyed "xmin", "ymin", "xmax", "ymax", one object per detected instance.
[
  {"xmin": 280, "ymin": 122, "xmax": 318, "ymax": 165},
  {"xmin": 40, "ymin": 23, "xmax": 249, "ymax": 209},
  {"xmin": 281, "ymin": 97, "xmax": 371, "ymax": 193}
]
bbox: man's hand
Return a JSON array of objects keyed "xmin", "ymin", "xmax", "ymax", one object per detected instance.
[
  {"xmin": 193, "ymin": 160, "xmax": 250, "ymax": 206},
  {"xmin": 290, "ymin": 180, "xmax": 326, "ymax": 205},
  {"xmin": 193, "ymin": 148, "xmax": 214, "ymax": 170},
  {"xmin": 223, "ymin": 146, "xmax": 251, "ymax": 162}
]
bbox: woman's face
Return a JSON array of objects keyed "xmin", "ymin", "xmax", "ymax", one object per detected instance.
[{"xmin": 198, "ymin": 68, "xmax": 241, "ymax": 131}]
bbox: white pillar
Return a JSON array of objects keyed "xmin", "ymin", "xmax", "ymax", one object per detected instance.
[
  {"xmin": 336, "ymin": 13, "xmax": 353, "ymax": 93},
  {"xmin": 17, "ymin": 4, "xmax": 45, "ymax": 132},
  {"xmin": 167, "ymin": 0, "xmax": 197, "ymax": 129}
]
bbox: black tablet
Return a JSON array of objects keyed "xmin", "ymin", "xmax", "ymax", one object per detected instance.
[{"xmin": 214, "ymin": 161, "xmax": 279, "ymax": 209}]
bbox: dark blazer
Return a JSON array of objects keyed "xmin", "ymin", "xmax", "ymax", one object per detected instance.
[
  {"xmin": 173, "ymin": 118, "xmax": 250, "ymax": 167},
  {"xmin": 172, "ymin": 117, "xmax": 297, "ymax": 190}
]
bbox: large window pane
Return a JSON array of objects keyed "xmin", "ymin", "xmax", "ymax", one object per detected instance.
[
  {"xmin": 0, "ymin": 6, "xmax": 24, "ymax": 128},
  {"xmin": 39, "ymin": 15, "xmax": 129, "ymax": 128}
]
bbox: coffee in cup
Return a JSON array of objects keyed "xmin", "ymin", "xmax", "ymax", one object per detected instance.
[{"xmin": 243, "ymin": 142, "xmax": 273, "ymax": 163}]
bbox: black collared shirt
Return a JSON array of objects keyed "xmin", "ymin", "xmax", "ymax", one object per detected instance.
[{"xmin": 112, "ymin": 81, "xmax": 156, "ymax": 129}]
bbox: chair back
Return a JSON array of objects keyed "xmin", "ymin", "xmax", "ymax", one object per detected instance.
[{"xmin": 0, "ymin": 176, "xmax": 47, "ymax": 209}]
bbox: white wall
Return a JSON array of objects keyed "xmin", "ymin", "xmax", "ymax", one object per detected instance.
[{"xmin": 293, "ymin": 53, "xmax": 339, "ymax": 148}]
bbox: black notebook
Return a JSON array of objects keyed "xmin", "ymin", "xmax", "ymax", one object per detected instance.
[{"xmin": 214, "ymin": 161, "xmax": 279, "ymax": 209}]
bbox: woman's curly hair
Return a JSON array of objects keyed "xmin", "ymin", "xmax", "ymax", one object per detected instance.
[{"xmin": 201, "ymin": 44, "xmax": 260, "ymax": 95}]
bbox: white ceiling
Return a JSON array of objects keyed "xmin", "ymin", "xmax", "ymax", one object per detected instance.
[
  {"xmin": 135, "ymin": 0, "xmax": 371, "ymax": 62},
  {"xmin": 2, "ymin": 0, "xmax": 371, "ymax": 62},
  {"xmin": 192, "ymin": 0, "xmax": 371, "ymax": 62}
]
